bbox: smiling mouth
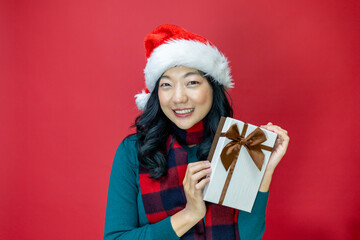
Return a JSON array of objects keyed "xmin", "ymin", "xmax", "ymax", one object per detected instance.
[{"xmin": 173, "ymin": 108, "xmax": 194, "ymax": 114}]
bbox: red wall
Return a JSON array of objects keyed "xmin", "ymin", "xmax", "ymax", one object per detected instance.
[{"xmin": 1, "ymin": 0, "xmax": 359, "ymax": 239}]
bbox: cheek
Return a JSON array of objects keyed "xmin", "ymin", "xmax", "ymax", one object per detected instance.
[
  {"xmin": 194, "ymin": 88, "xmax": 213, "ymax": 107},
  {"xmin": 158, "ymin": 91, "xmax": 173, "ymax": 115},
  {"xmin": 158, "ymin": 91, "xmax": 167, "ymax": 107}
]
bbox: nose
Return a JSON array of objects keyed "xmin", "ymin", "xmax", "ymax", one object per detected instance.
[{"xmin": 172, "ymin": 85, "xmax": 188, "ymax": 104}]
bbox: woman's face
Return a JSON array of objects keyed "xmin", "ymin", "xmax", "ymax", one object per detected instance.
[{"xmin": 158, "ymin": 66, "xmax": 213, "ymax": 130}]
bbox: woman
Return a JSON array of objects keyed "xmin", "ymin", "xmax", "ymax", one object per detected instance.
[{"xmin": 104, "ymin": 24, "xmax": 289, "ymax": 240}]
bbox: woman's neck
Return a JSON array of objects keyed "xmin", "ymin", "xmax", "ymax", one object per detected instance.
[{"xmin": 171, "ymin": 121, "xmax": 204, "ymax": 146}]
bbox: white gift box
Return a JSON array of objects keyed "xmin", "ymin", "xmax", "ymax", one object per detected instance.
[{"xmin": 203, "ymin": 117, "xmax": 277, "ymax": 212}]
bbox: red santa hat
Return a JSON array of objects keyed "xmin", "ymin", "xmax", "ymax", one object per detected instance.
[{"xmin": 135, "ymin": 24, "xmax": 233, "ymax": 110}]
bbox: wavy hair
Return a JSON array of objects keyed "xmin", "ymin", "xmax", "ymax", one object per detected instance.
[{"xmin": 133, "ymin": 75, "xmax": 233, "ymax": 179}]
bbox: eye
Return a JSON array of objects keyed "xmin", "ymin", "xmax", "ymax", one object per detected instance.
[
  {"xmin": 160, "ymin": 82, "xmax": 171, "ymax": 87},
  {"xmin": 188, "ymin": 81, "xmax": 200, "ymax": 86}
]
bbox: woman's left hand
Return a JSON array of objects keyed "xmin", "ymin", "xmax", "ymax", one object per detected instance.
[{"xmin": 260, "ymin": 122, "xmax": 290, "ymax": 174}]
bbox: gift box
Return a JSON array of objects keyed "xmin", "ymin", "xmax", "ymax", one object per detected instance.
[{"xmin": 203, "ymin": 117, "xmax": 277, "ymax": 212}]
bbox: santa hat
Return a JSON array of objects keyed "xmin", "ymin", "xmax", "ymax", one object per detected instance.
[{"xmin": 135, "ymin": 24, "xmax": 233, "ymax": 110}]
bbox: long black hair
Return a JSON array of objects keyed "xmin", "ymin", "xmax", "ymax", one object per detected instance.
[{"xmin": 133, "ymin": 74, "xmax": 233, "ymax": 179}]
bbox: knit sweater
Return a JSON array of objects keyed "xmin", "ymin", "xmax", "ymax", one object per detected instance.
[{"xmin": 104, "ymin": 134, "xmax": 269, "ymax": 240}]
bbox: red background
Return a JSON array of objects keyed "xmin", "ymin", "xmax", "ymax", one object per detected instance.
[{"xmin": 1, "ymin": 0, "xmax": 359, "ymax": 239}]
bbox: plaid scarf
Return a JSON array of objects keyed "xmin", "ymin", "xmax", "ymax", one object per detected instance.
[{"xmin": 139, "ymin": 121, "xmax": 240, "ymax": 239}]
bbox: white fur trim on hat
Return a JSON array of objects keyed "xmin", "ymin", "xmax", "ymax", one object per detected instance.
[
  {"xmin": 144, "ymin": 39, "xmax": 233, "ymax": 92},
  {"xmin": 135, "ymin": 90, "xmax": 151, "ymax": 111}
]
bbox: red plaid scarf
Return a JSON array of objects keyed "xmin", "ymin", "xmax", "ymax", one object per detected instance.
[{"xmin": 139, "ymin": 121, "xmax": 240, "ymax": 239}]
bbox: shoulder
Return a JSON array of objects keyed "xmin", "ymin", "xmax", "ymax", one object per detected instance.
[
  {"xmin": 113, "ymin": 134, "xmax": 140, "ymax": 170},
  {"xmin": 120, "ymin": 133, "xmax": 139, "ymax": 147},
  {"xmin": 117, "ymin": 134, "xmax": 139, "ymax": 151}
]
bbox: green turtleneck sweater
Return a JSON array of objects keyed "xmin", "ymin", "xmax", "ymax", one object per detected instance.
[{"xmin": 104, "ymin": 135, "xmax": 269, "ymax": 240}]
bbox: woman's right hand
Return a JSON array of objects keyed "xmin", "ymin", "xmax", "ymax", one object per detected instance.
[
  {"xmin": 170, "ymin": 160, "xmax": 211, "ymax": 237},
  {"xmin": 182, "ymin": 161, "xmax": 212, "ymax": 222}
]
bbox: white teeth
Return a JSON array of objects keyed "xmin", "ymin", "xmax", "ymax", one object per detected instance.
[{"xmin": 174, "ymin": 108, "xmax": 194, "ymax": 114}]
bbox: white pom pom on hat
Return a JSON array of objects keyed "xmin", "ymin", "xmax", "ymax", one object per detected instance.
[{"xmin": 135, "ymin": 24, "xmax": 233, "ymax": 111}]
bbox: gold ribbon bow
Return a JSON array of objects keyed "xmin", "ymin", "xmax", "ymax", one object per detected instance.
[{"xmin": 218, "ymin": 123, "xmax": 273, "ymax": 205}]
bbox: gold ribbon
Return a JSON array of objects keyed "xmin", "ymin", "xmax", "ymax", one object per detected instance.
[{"xmin": 218, "ymin": 123, "xmax": 273, "ymax": 205}]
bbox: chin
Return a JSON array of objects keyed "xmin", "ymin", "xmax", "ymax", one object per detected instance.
[
  {"xmin": 174, "ymin": 121, "xmax": 195, "ymax": 130},
  {"xmin": 175, "ymin": 118, "xmax": 203, "ymax": 130},
  {"xmin": 175, "ymin": 124, "xmax": 192, "ymax": 130}
]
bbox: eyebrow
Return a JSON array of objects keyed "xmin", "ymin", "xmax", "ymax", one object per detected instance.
[
  {"xmin": 184, "ymin": 71, "xmax": 202, "ymax": 78},
  {"xmin": 160, "ymin": 71, "xmax": 203, "ymax": 79}
]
